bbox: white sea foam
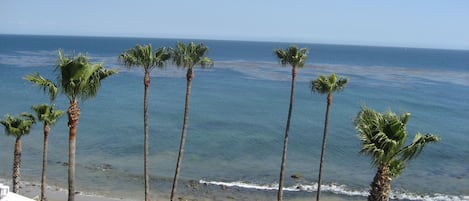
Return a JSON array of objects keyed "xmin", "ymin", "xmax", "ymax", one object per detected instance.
[
  {"xmin": 0, "ymin": 52, "xmax": 55, "ymax": 67},
  {"xmin": 199, "ymin": 180, "xmax": 469, "ymax": 201}
]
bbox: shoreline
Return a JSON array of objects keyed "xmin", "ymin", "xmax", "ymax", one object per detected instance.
[
  {"xmin": 2, "ymin": 178, "xmax": 361, "ymax": 201},
  {"xmin": 2, "ymin": 181, "xmax": 137, "ymax": 201},
  {"xmin": 2, "ymin": 176, "xmax": 468, "ymax": 201}
]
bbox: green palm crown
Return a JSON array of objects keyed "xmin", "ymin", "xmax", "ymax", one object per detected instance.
[
  {"xmin": 354, "ymin": 106, "xmax": 440, "ymax": 177},
  {"xmin": 57, "ymin": 49, "xmax": 117, "ymax": 102},
  {"xmin": 1, "ymin": 113, "xmax": 36, "ymax": 137},
  {"xmin": 274, "ymin": 46, "xmax": 308, "ymax": 68}
]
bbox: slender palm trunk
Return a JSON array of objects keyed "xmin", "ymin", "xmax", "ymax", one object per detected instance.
[
  {"xmin": 143, "ymin": 71, "xmax": 151, "ymax": 201},
  {"xmin": 12, "ymin": 137, "xmax": 22, "ymax": 193},
  {"xmin": 368, "ymin": 165, "xmax": 391, "ymax": 201},
  {"xmin": 68, "ymin": 99, "xmax": 80, "ymax": 201},
  {"xmin": 170, "ymin": 68, "xmax": 193, "ymax": 201},
  {"xmin": 277, "ymin": 67, "xmax": 297, "ymax": 201},
  {"xmin": 316, "ymin": 93, "xmax": 332, "ymax": 201},
  {"xmin": 41, "ymin": 124, "xmax": 50, "ymax": 201}
]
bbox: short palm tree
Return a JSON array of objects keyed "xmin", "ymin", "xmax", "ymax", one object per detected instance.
[
  {"xmin": 0, "ymin": 113, "xmax": 36, "ymax": 193},
  {"xmin": 354, "ymin": 106, "xmax": 439, "ymax": 201},
  {"xmin": 311, "ymin": 73, "xmax": 348, "ymax": 201},
  {"xmin": 169, "ymin": 42, "xmax": 213, "ymax": 201},
  {"xmin": 32, "ymin": 104, "xmax": 63, "ymax": 201},
  {"xmin": 274, "ymin": 46, "xmax": 308, "ymax": 201},
  {"xmin": 56, "ymin": 49, "xmax": 117, "ymax": 201},
  {"xmin": 25, "ymin": 72, "xmax": 63, "ymax": 201},
  {"xmin": 119, "ymin": 44, "xmax": 170, "ymax": 201}
]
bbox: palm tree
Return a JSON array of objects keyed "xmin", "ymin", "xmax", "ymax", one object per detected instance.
[
  {"xmin": 169, "ymin": 42, "xmax": 213, "ymax": 201},
  {"xmin": 354, "ymin": 106, "xmax": 439, "ymax": 201},
  {"xmin": 32, "ymin": 104, "xmax": 63, "ymax": 201},
  {"xmin": 119, "ymin": 44, "xmax": 170, "ymax": 201},
  {"xmin": 274, "ymin": 45, "xmax": 308, "ymax": 201},
  {"xmin": 56, "ymin": 49, "xmax": 117, "ymax": 201},
  {"xmin": 25, "ymin": 72, "xmax": 63, "ymax": 201},
  {"xmin": 0, "ymin": 113, "xmax": 36, "ymax": 193},
  {"xmin": 311, "ymin": 73, "xmax": 348, "ymax": 201}
]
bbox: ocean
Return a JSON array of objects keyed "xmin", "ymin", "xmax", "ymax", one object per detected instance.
[{"xmin": 0, "ymin": 35, "xmax": 468, "ymax": 201}]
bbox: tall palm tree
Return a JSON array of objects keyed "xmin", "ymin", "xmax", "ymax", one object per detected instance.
[
  {"xmin": 56, "ymin": 49, "xmax": 117, "ymax": 201},
  {"xmin": 311, "ymin": 73, "xmax": 348, "ymax": 201},
  {"xmin": 119, "ymin": 44, "xmax": 170, "ymax": 201},
  {"xmin": 169, "ymin": 42, "xmax": 213, "ymax": 201},
  {"xmin": 274, "ymin": 46, "xmax": 308, "ymax": 201},
  {"xmin": 354, "ymin": 106, "xmax": 439, "ymax": 201},
  {"xmin": 0, "ymin": 113, "xmax": 36, "ymax": 193},
  {"xmin": 25, "ymin": 72, "xmax": 63, "ymax": 201},
  {"xmin": 32, "ymin": 104, "xmax": 63, "ymax": 201}
]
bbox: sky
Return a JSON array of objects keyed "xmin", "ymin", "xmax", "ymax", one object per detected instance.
[{"xmin": 1, "ymin": 0, "xmax": 469, "ymax": 50}]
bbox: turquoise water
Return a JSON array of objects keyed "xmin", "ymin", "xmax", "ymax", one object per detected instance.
[{"xmin": 0, "ymin": 35, "xmax": 468, "ymax": 200}]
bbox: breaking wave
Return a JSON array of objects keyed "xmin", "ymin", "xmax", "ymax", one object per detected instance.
[{"xmin": 199, "ymin": 180, "xmax": 469, "ymax": 201}]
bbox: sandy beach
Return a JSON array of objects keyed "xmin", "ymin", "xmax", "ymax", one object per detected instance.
[
  {"xmin": 5, "ymin": 179, "xmax": 358, "ymax": 201},
  {"xmin": 4, "ymin": 182, "xmax": 133, "ymax": 201}
]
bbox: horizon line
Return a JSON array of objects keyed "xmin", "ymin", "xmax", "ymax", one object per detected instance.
[{"xmin": 1, "ymin": 33, "xmax": 468, "ymax": 51}]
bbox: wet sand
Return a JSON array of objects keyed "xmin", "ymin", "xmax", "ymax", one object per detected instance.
[{"xmin": 12, "ymin": 180, "xmax": 362, "ymax": 201}]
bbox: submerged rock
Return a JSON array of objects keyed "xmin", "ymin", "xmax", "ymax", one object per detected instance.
[
  {"xmin": 188, "ymin": 180, "xmax": 199, "ymax": 190},
  {"xmin": 84, "ymin": 163, "xmax": 114, "ymax": 171},
  {"xmin": 291, "ymin": 173, "xmax": 303, "ymax": 180}
]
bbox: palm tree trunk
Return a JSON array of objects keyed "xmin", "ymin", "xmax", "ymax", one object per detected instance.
[
  {"xmin": 68, "ymin": 99, "xmax": 80, "ymax": 201},
  {"xmin": 316, "ymin": 93, "xmax": 332, "ymax": 201},
  {"xmin": 143, "ymin": 71, "xmax": 151, "ymax": 201},
  {"xmin": 277, "ymin": 66, "xmax": 297, "ymax": 201},
  {"xmin": 170, "ymin": 68, "xmax": 193, "ymax": 201},
  {"xmin": 368, "ymin": 165, "xmax": 391, "ymax": 201},
  {"xmin": 41, "ymin": 124, "xmax": 50, "ymax": 201},
  {"xmin": 12, "ymin": 136, "xmax": 22, "ymax": 193}
]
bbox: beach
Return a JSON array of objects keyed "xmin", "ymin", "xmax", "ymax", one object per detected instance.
[
  {"xmin": 0, "ymin": 35, "xmax": 468, "ymax": 201},
  {"xmin": 3, "ymin": 179, "xmax": 363, "ymax": 201}
]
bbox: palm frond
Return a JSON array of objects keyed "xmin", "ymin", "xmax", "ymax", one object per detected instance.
[
  {"xmin": 199, "ymin": 57, "xmax": 214, "ymax": 68},
  {"xmin": 119, "ymin": 48, "xmax": 139, "ymax": 68},
  {"xmin": 311, "ymin": 75, "xmax": 329, "ymax": 94},
  {"xmin": 24, "ymin": 73, "xmax": 58, "ymax": 102},
  {"xmin": 20, "ymin": 113, "xmax": 36, "ymax": 124},
  {"xmin": 398, "ymin": 133, "xmax": 440, "ymax": 161},
  {"xmin": 274, "ymin": 49, "xmax": 287, "ymax": 66},
  {"xmin": 154, "ymin": 47, "xmax": 171, "ymax": 68},
  {"xmin": 335, "ymin": 77, "xmax": 348, "ymax": 92},
  {"xmin": 389, "ymin": 159, "xmax": 405, "ymax": 177}
]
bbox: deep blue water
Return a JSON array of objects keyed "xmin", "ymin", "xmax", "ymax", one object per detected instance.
[{"xmin": 0, "ymin": 35, "xmax": 468, "ymax": 200}]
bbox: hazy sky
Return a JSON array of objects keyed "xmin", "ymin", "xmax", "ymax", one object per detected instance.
[{"xmin": 1, "ymin": 0, "xmax": 468, "ymax": 49}]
